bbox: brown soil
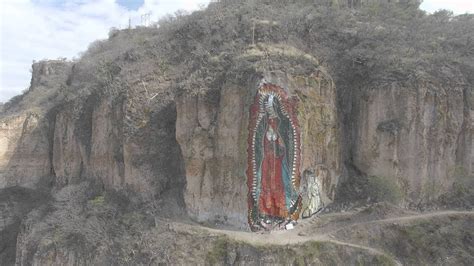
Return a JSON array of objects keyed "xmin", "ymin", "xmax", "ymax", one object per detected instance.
[{"xmin": 169, "ymin": 204, "xmax": 474, "ymax": 265}]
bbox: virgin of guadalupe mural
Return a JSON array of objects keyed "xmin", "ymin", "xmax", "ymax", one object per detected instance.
[{"xmin": 247, "ymin": 83, "xmax": 302, "ymax": 231}]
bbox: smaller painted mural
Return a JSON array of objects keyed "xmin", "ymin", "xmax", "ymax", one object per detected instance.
[{"xmin": 300, "ymin": 169, "xmax": 323, "ymax": 218}]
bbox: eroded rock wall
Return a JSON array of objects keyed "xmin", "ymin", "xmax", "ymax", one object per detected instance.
[
  {"xmin": 0, "ymin": 113, "xmax": 52, "ymax": 188},
  {"xmin": 50, "ymin": 94, "xmax": 185, "ymax": 201},
  {"xmin": 0, "ymin": 61, "xmax": 185, "ymax": 210},
  {"xmin": 350, "ymin": 80, "xmax": 473, "ymax": 203},
  {"xmin": 0, "ymin": 60, "xmax": 71, "ymax": 189},
  {"xmin": 176, "ymin": 46, "xmax": 340, "ymax": 228},
  {"xmin": 176, "ymin": 84, "xmax": 249, "ymax": 227}
]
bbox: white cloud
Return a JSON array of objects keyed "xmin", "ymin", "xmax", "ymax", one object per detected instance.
[
  {"xmin": 1, "ymin": 0, "xmax": 472, "ymax": 103},
  {"xmin": 0, "ymin": 0, "xmax": 210, "ymax": 103},
  {"xmin": 420, "ymin": 0, "xmax": 474, "ymax": 14}
]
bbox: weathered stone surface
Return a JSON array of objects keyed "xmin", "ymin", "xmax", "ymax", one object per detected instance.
[
  {"xmin": 352, "ymin": 83, "xmax": 473, "ymax": 203},
  {"xmin": 51, "ymin": 94, "xmax": 185, "ymax": 200},
  {"xmin": 0, "ymin": 113, "xmax": 51, "ymax": 188},
  {"xmin": 52, "ymin": 107, "xmax": 86, "ymax": 186},
  {"xmin": 176, "ymin": 85, "xmax": 249, "ymax": 228},
  {"xmin": 1, "ymin": 48, "xmax": 471, "ymax": 231},
  {"xmin": 0, "ymin": 60, "xmax": 71, "ymax": 189},
  {"xmin": 2, "ymin": 94, "xmax": 185, "ymax": 214},
  {"xmin": 176, "ymin": 46, "xmax": 340, "ymax": 228},
  {"xmin": 0, "ymin": 187, "xmax": 50, "ymax": 265}
]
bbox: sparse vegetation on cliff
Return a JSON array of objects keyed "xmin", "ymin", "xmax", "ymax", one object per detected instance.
[{"xmin": 367, "ymin": 175, "xmax": 403, "ymax": 204}]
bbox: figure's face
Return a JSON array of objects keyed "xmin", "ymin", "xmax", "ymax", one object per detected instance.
[{"xmin": 265, "ymin": 95, "xmax": 278, "ymax": 119}]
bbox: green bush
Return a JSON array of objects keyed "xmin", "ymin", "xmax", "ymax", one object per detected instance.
[
  {"xmin": 438, "ymin": 166, "xmax": 474, "ymax": 208},
  {"xmin": 206, "ymin": 236, "xmax": 230, "ymax": 265},
  {"xmin": 367, "ymin": 175, "xmax": 403, "ymax": 204},
  {"xmin": 89, "ymin": 195, "xmax": 105, "ymax": 206}
]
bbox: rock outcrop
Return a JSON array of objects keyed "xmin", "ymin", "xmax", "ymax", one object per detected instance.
[
  {"xmin": 351, "ymin": 80, "xmax": 472, "ymax": 203},
  {"xmin": 0, "ymin": 59, "xmax": 186, "ymax": 202},
  {"xmin": 176, "ymin": 44, "xmax": 339, "ymax": 228},
  {"xmin": 0, "ymin": 0, "xmax": 472, "ymax": 264},
  {"xmin": 1, "ymin": 0, "xmax": 471, "ymax": 227},
  {"xmin": 0, "ymin": 113, "xmax": 51, "ymax": 188}
]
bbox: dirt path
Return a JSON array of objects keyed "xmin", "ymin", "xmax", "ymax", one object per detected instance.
[
  {"xmin": 170, "ymin": 209, "xmax": 474, "ymax": 260},
  {"xmin": 317, "ymin": 210, "xmax": 474, "ymax": 236},
  {"xmin": 171, "ymin": 220, "xmax": 323, "ymax": 245},
  {"xmin": 167, "ymin": 209, "xmax": 473, "ymax": 265},
  {"xmin": 361, "ymin": 210, "xmax": 474, "ymax": 224},
  {"xmin": 170, "ymin": 214, "xmax": 403, "ymax": 264}
]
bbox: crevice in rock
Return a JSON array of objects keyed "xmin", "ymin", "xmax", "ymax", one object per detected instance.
[
  {"xmin": 75, "ymin": 94, "xmax": 99, "ymax": 158},
  {"xmin": 148, "ymin": 101, "xmax": 187, "ymax": 214},
  {"xmin": 455, "ymin": 85, "xmax": 472, "ymax": 174}
]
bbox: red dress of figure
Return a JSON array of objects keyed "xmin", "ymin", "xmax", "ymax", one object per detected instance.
[{"xmin": 258, "ymin": 118, "xmax": 288, "ymax": 218}]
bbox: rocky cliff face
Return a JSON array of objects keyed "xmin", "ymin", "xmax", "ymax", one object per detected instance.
[
  {"xmin": 176, "ymin": 44, "xmax": 339, "ymax": 227},
  {"xmin": 0, "ymin": 0, "xmax": 473, "ymax": 264},
  {"xmin": 351, "ymin": 80, "xmax": 472, "ymax": 203},
  {"xmin": 1, "ymin": 0, "xmax": 470, "ymax": 222},
  {"xmin": 0, "ymin": 113, "xmax": 51, "ymax": 188},
  {"xmin": 0, "ymin": 60, "xmax": 186, "ymax": 201},
  {"xmin": 1, "ymin": 47, "xmax": 340, "ymax": 228}
]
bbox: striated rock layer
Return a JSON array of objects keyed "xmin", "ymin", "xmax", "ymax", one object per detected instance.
[
  {"xmin": 351, "ymin": 82, "xmax": 472, "ymax": 202},
  {"xmin": 0, "ymin": 46, "xmax": 471, "ymax": 228},
  {"xmin": 176, "ymin": 45, "xmax": 339, "ymax": 228},
  {"xmin": 0, "ymin": 60, "xmax": 186, "ymax": 207}
]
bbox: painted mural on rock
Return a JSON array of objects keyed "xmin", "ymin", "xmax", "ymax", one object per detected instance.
[
  {"xmin": 300, "ymin": 169, "xmax": 323, "ymax": 218},
  {"xmin": 247, "ymin": 83, "xmax": 302, "ymax": 231}
]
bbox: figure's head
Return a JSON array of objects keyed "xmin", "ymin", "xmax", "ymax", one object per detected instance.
[{"xmin": 265, "ymin": 94, "xmax": 278, "ymax": 119}]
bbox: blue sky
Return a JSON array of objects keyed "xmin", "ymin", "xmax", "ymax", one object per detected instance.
[
  {"xmin": 0, "ymin": 0, "xmax": 472, "ymax": 103},
  {"xmin": 116, "ymin": 0, "xmax": 144, "ymax": 10}
]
